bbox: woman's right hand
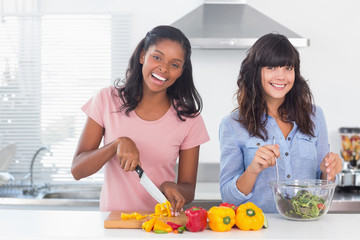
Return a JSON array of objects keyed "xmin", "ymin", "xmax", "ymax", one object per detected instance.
[
  {"xmin": 248, "ymin": 144, "xmax": 280, "ymax": 174},
  {"xmin": 115, "ymin": 137, "xmax": 140, "ymax": 171}
]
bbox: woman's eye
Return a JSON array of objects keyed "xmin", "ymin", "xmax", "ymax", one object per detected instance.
[
  {"xmin": 266, "ymin": 66, "xmax": 275, "ymax": 70},
  {"xmin": 286, "ymin": 66, "xmax": 294, "ymax": 71},
  {"xmin": 171, "ymin": 63, "xmax": 180, "ymax": 69},
  {"xmin": 152, "ymin": 55, "xmax": 160, "ymax": 61}
]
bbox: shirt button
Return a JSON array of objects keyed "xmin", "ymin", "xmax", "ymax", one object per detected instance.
[
  {"xmin": 256, "ymin": 143, "xmax": 260, "ymax": 146},
  {"xmin": 288, "ymin": 137, "xmax": 291, "ymax": 141},
  {"xmin": 285, "ymin": 152, "xmax": 289, "ymax": 156},
  {"xmin": 287, "ymin": 174, "xmax": 291, "ymax": 178}
]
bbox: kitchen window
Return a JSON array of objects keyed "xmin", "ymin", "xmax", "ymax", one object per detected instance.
[{"xmin": 0, "ymin": 13, "xmax": 131, "ymax": 184}]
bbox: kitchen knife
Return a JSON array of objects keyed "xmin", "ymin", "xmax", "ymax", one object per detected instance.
[{"xmin": 135, "ymin": 165, "xmax": 167, "ymax": 204}]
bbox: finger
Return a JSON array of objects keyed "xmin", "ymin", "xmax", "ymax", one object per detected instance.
[
  {"xmin": 256, "ymin": 157, "xmax": 270, "ymax": 168},
  {"xmin": 269, "ymin": 156, "xmax": 276, "ymax": 166},
  {"xmin": 327, "ymin": 172, "xmax": 335, "ymax": 181},
  {"xmin": 260, "ymin": 146, "xmax": 279, "ymax": 162},
  {"xmin": 326, "ymin": 165, "xmax": 336, "ymax": 181},
  {"xmin": 123, "ymin": 160, "xmax": 131, "ymax": 171},
  {"xmin": 119, "ymin": 156, "xmax": 126, "ymax": 169},
  {"xmin": 325, "ymin": 152, "xmax": 341, "ymax": 167},
  {"xmin": 129, "ymin": 160, "xmax": 139, "ymax": 171},
  {"xmin": 327, "ymin": 156, "xmax": 340, "ymax": 171},
  {"xmin": 328, "ymin": 158, "xmax": 342, "ymax": 176},
  {"xmin": 264, "ymin": 144, "xmax": 280, "ymax": 158},
  {"xmin": 173, "ymin": 197, "xmax": 185, "ymax": 214},
  {"xmin": 257, "ymin": 150, "xmax": 276, "ymax": 167},
  {"xmin": 170, "ymin": 200, "xmax": 177, "ymax": 216},
  {"xmin": 257, "ymin": 148, "xmax": 273, "ymax": 160},
  {"xmin": 325, "ymin": 152, "xmax": 335, "ymax": 166}
]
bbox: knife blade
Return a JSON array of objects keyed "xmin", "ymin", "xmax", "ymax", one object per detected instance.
[{"xmin": 135, "ymin": 165, "xmax": 167, "ymax": 204}]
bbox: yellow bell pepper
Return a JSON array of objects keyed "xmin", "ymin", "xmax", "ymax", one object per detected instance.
[
  {"xmin": 122, "ymin": 200, "xmax": 172, "ymax": 222},
  {"xmin": 207, "ymin": 206, "xmax": 236, "ymax": 232},
  {"xmin": 152, "ymin": 200, "xmax": 172, "ymax": 217},
  {"xmin": 235, "ymin": 202, "xmax": 264, "ymax": 231},
  {"xmin": 133, "ymin": 212, "xmax": 147, "ymax": 220},
  {"xmin": 121, "ymin": 212, "xmax": 147, "ymax": 220},
  {"xmin": 120, "ymin": 213, "xmax": 132, "ymax": 220},
  {"xmin": 153, "ymin": 219, "xmax": 173, "ymax": 233},
  {"xmin": 142, "ymin": 217, "xmax": 157, "ymax": 232}
]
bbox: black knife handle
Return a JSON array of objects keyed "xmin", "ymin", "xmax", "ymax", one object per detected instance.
[{"xmin": 135, "ymin": 165, "xmax": 144, "ymax": 178}]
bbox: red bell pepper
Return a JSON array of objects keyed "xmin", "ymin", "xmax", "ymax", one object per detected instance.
[
  {"xmin": 219, "ymin": 202, "xmax": 238, "ymax": 213},
  {"xmin": 185, "ymin": 206, "xmax": 207, "ymax": 232},
  {"xmin": 166, "ymin": 222, "xmax": 183, "ymax": 230}
]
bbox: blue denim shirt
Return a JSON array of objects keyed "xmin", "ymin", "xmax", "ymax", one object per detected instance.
[{"xmin": 219, "ymin": 106, "xmax": 329, "ymax": 213}]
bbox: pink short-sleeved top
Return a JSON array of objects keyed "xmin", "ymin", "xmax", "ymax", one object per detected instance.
[{"xmin": 81, "ymin": 87, "xmax": 210, "ymax": 211}]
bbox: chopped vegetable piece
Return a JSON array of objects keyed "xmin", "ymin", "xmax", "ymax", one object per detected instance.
[
  {"xmin": 121, "ymin": 212, "xmax": 147, "ymax": 220},
  {"xmin": 154, "ymin": 230, "xmax": 168, "ymax": 234},
  {"xmin": 142, "ymin": 217, "xmax": 157, "ymax": 232},
  {"xmin": 177, "ymin": 225, "xmax": 186, "ymax": 233},
  {"xmin": 166, "ymin": 222, "xmax": 183, "ymax": 230},
  {"xmin": 153, "ymin": 219, "xmax": 173, "ymax": 233},
  {"xmin": 153, "ymin": 200, "xmax": 172, "ymax": 217}
]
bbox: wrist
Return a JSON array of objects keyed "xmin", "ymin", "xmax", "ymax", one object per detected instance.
[
  {"xmin": 112, "ymin": 137, "xmax": 128, "ymax": 154},
  {"xmin": 246, "ymin": 164, "xmax": 261, "ymax": 177},
  {"xmin": 160, "ymin": 181, "xmax": 175, "ymax": 192}
]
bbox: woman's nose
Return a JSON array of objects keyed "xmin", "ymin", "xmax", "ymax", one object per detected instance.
[
  {"xmin": 159, "ymin": 63, "xmax": 168, "ymax": 72},
  {"xmin": 275, "ymin": 68, "xmax": 286, "ymax": 79}
]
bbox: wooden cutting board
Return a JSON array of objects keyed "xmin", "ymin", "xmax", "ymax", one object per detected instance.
[{"xmin": 104, "ymin": 211, "xmax": 187, "ymax": 229}]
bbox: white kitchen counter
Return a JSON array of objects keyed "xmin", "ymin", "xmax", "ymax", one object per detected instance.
[{"xmin": 0, "ymin": 210, "xmax": 359, "ymax": 240}]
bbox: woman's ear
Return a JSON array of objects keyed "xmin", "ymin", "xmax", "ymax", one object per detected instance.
[{"xmin": 139, "ymin": 50, "xmax": 145, "ymax": 64}]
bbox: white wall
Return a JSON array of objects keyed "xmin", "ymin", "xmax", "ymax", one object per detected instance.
[{"xmin": 37, "ymin": 0, "xmax": 360, "ymax": 163}]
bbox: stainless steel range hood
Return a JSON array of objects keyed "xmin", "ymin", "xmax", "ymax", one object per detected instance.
[{"xmin": 171, "ymin": 1, "xmax": 309, "ymax": 49}]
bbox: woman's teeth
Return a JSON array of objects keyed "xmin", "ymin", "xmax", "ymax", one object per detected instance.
[
  {"xmin": 271, "ymin": 83, "xmax": 285, "ymax": 88},
  {"xmin": 152, "ymin": 73, "xmax": 167, "ymax": 82}
]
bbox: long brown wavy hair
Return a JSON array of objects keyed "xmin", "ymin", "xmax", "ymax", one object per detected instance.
[{"xmin": 236, "ymin": 33, "xmax": 314, "ymax": 141}]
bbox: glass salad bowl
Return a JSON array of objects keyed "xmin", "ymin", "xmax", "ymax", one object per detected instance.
[{"xmin": 270, "ymin": 179, "xmax": 337, "ymax": 221}]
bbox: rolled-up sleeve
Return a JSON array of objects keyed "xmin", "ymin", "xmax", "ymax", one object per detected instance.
[
  {"xmin": 219, "ymin": 116, "xmax": 253, "ymax": 206},
  {"xmin": 313, "ymin": 106, "xmax": 329, "ymax": 179}
]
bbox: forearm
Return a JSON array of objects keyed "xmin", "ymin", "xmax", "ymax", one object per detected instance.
[
  {"xmin": 236, "ymin": 168, "xmax": 259, "ymax": 195},
  {"xmin": 176, "ymin": 182, "xmax": 196, "ymax": 204},
  {"xmin": 71, "ymin": 139, "xmax": 118, "ymax": 180}
]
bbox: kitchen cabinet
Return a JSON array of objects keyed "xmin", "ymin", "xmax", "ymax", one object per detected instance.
[{"xmin": 0, "ymin": 209, "xmax": 359, "ymax": 239}]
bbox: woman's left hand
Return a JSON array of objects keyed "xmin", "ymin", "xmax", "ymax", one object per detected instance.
[
  {"xmin": 320, "ymin": 152, "xmax": 343, "ymax": 181},
  {"xmin": 159, "ymin": 181, "xmax": 185, "ymax": 216}
]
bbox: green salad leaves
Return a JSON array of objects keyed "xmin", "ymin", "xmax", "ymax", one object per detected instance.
[{"xmin": 277, "ymin": 190, "xmax": 326, "ymax": 219}]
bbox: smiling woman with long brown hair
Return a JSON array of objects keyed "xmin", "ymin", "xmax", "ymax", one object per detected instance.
[{"xmin": 219, "ymin": 33, "xmax": 342, "ymax": 213}]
